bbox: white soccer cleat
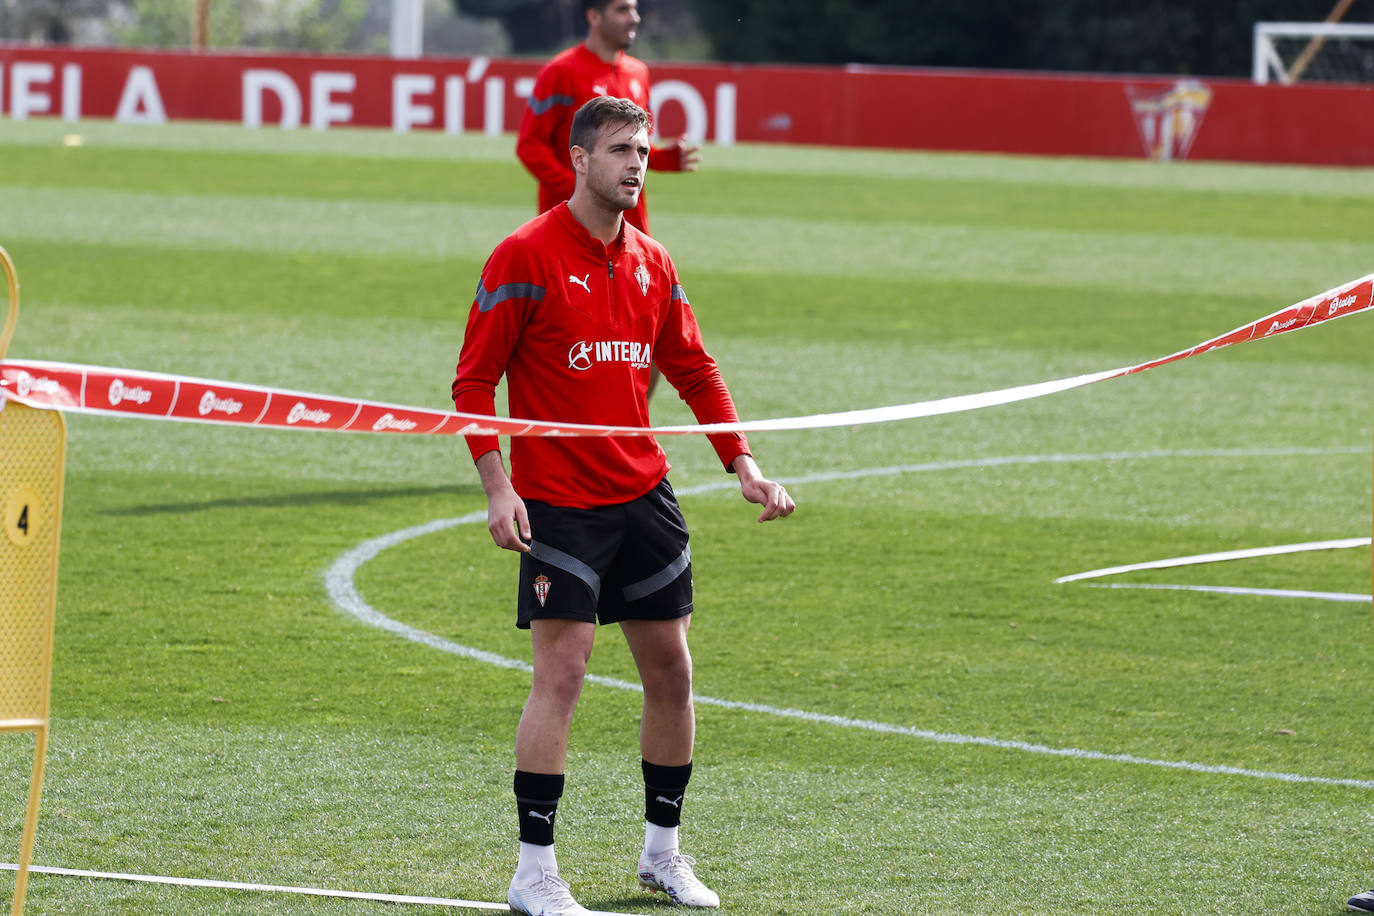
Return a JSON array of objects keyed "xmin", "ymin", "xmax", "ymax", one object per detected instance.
[
  {"xmin": 508, "ymin": 868, "xmax": 591, "ymax": 916},
  {"xmin": 637, "ymin": 851, "xmax": 721, "ymax": 908},
  {"xmin": 1349, "ymin": 888, "xmax": 1374, "ymax": 912}
]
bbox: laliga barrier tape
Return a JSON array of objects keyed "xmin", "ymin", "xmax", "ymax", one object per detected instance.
[
  {"xmin": 0, "ymin": 274, "xmax": 1370, "ymax": 437},
  {"xmin": 0, "ymin": 862, "xmax": 635, "ymax": 913}
]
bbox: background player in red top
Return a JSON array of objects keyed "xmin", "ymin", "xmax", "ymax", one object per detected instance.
[
  {"xmin": 516, "ymin": 0, "xmax": 700, "ymax": 237},
  {"xmin": 455, "ymin": 97, "xmax": 792, "ymax": 915}
]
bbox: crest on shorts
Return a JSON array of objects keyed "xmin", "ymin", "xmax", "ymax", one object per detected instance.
[
  {"xmin": 533, "ymin": 574, "xmax": 551, "ymax": 607},
  {"xmin": 634, "ymin": 264, "xmax": 650, "ymax": 296}
]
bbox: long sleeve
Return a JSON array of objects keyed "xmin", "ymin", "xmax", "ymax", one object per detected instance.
[
  {"xmin": 648, "ymin": 144, "xmax": 684, "ymax": 172},
  {"xmin": 452, "ymin": 246, "xmax": 540, "ymax": 463},
  {"xmin": 653, "ymin": 280, "xmax": 751, "ymax": 472},
  {"xmin": 515, "ymin": 67, "xmax": 577, "ymax": 207}
]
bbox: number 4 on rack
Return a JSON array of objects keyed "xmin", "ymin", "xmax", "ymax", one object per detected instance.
[{"xmin": 5, "ymin": 487, "xmax": 39, "ymax": 548}]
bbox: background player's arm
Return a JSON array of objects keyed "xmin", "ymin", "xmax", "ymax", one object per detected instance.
[
  {"xmin": 649, "ymin": 136, "xmax": 701, "ymax": 173},
  {"xmin": 515, "ymin": 74, "xmax": 577, "ymax": 200},
  {"xmin": 516, "ymin": 112, "xmax": 576, "ymax": 196}
]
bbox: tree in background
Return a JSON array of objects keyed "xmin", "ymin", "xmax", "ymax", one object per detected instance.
[
  {"xmin": 0, "ymin": 0, "xmax": 116, "ymax": 43},
  {"xmin": 684, "ymin": 0, "xmax": 1350, "ymax": 75},
  {"xmin": 454, "ymin": 0, "xmax": 577, "ymax": 52},
  {"xmin": 6, "ymin": 0, "xmax": 1354, "ymax": 71},
  {"xmin": 0, "ymin": 0, "xmax": 509, "ymax": 56},
  {"xmin": 1026, "ymin": 0, "xmax": 1354, "ymax": 74},
  {"xmin": 450, "ymin": 0, "xmax": 707, "ymax": 57},
  {"xmin": 683, "ymin": 0, "xmax": 1021, "ymax": 68},
  {"xmin": 114, "ymin": 0, "xmax": 378, "ymax": 52}
]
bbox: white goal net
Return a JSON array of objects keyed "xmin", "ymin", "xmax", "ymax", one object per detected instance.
[{"xmin": 1253, "ymin": 21, "xmax": 1374, "ymax": 84}]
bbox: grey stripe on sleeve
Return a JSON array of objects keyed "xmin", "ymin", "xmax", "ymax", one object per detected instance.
[
  {"xmin": 530, "ymin": 541, "xmax": 601, "ymax": 602},
  {"xmin": 670, "ymin": 284, "xmax": 689, "ymax": 304},
  {"xmin": 528, "ymin": 93, "xmax": 575, "ymax": 116},
  {"xmin": 622, "ymin": 545, "xmax": 691, "ymax": 602},
  {"xmin": 475, "ymin": 280, "xmax": 545, "ymax": 313}
]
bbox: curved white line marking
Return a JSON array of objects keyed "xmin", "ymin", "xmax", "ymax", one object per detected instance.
[
  {"xmin": 1059, "ymin": 536, "xmax": 1372, "ymax": 603},
  {"xmin": 1088, "ymin": 583, "xmax": 1371, "ymax": 603},
  {"xmin": 1056, "ymin": 537, "xmax": 1371, "ymax": 583},
  {"xmin": 0, "ymin": 863, "xmax": 637, "ymax": 915},
  {"xmin": 324, "ymin": 448, "xmax": 1374, "ymax": 789},
  {"xmin": 0, "ymin": 863, "xmax": 512, "ymax": 912}
]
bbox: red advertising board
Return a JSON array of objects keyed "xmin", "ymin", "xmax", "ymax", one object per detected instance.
[{"xmin": 0, "ymin": 44, "xmax": 1370, "ymax": 165}]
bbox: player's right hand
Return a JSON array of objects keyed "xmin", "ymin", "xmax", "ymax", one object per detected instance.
[{"xmin": 488, "ymin": 489, "xmax": 532, "ymax": 552}]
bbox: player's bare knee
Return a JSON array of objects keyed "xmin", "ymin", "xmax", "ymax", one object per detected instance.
[
  {"xmin": 533, "ymin": 657, "xmax": 589, "ymax": 705},
  {"xmin": 642, "ymin": 656, "xmax": 693, "ymax": 707}
]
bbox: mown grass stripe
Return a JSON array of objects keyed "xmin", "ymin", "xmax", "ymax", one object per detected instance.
[
  {"xmin": 6, "ymin": 146, "xmax": 1365, "ymax": 242},
  {"xmin": 5, "ymin": 186, "xmax": 1368, "ymax": 297},
  {"xmin": 6, "ymin": 119, "xmax": 1374, "ymax": 198}
]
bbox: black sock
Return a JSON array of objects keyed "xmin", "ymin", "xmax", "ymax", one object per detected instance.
[
  {"xmin": 642, "ymin": 759, "xmax": 692, "ymax": 828},
  {"xmin": 514, "ymin": 770, "xmax": 564, "ymax": 846}
]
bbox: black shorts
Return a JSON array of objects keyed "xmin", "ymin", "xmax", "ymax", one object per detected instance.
[{"xmin": 517, "ymin": 477, "xmax": 693, "ymax": 629}]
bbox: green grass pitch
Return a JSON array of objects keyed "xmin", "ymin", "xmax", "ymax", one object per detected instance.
[{"xmin": 0, "ymin": 118, "xmax": 1371, "ymax": 914}]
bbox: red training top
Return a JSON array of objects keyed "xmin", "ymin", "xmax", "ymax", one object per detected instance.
[
  {"xmin": 452, "ymin": 203, "xmax": 750, "ymax": 509},
  {"xmin": 515, "ymin": 43, "xmax": 685, "ymax": 235}
]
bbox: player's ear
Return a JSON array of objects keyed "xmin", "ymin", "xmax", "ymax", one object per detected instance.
[{"xmin": 570, "ymin": 144, "xmax": 589, "ymax": 176}]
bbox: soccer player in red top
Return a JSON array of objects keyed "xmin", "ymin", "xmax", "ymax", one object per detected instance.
[
  {"xmin": 515, "ymin": 0, "xmax": 700, "ymax": 237},
  {"xmin": 454, "ymin": 97, "xmax": 793, "ymax": 915}
]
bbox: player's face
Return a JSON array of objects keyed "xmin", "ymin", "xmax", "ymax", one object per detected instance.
[
  {"xmin": 589, "ymin": 0, "xmax": 640, "ymax": 51},
  {"xmin": 582, "ymin": 121, "xmax": 649, "ymax": 212}
]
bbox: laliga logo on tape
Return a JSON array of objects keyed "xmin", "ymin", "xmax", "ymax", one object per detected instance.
[
  {"xmin": 14, "ymin": 371, "xmax": 60, "ymax": 399},
  {"xmin": 198, "ymin": 390, "xmax": 244, "ymax": 417},
  {"xmin": 107, "ymin": 378, "xmax": 152, "ymax": 406},
  {"xmin": 1327, "ymin": 280, "xmax": 1371, "ymax": 317},
  {"xmin": 1329, "ymin": 294, "xmax": 1357, "ymax": 316},
  {"xmin": 372, "ymin": 412, "xmax": 418, "ymax": 432},
  {"xmin": 1, "ymin": 271, "xmax": 1368, "ymax": 439},
  {"xmin": 286, "ymin": 401, "xmax": 331, "ymax": 425}
]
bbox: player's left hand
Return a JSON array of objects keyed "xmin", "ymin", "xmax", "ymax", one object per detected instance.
[
  {"xmin": 732, "ymin": 455, "xmax": 795, "ymax": 522},
  {"xmin": 743, "ymin": 477, "xmax": 794, "ymax": 522}
]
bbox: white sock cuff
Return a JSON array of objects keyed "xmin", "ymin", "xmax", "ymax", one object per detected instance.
[
  {"xmin": 643, "ymin": 822, "xmax": 680, "ymax": 858},
  {"xmin": 515, "ymin": 841, "xmax": 558, "ymax": 883}
]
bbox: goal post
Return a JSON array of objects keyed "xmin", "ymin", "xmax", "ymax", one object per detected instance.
[
  {"xmin": 0, "ymin": 245, "xmax": 66, "ymax": 916},
  {"xmin": 1253, "ymin": 21, "xmax": 1374, "ymax": 85}
]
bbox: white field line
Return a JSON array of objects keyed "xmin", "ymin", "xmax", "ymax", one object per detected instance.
[
  {"xmin": 0, "ymin": 863, "xmax": 502, "ymax": 911},
  {"xmin": 1055, "ymin": 537, "xmax": 1372, "ymax": 583},
  {"xmin": 323, "ymin": 448, "xmax": 1374, "ymax": 790},
  {"xmin": 1088, "ymin": 582, "xmax": 1371, "ymax": 603},
  {"xmin": 1060, "ymin": 535, "xmax": 1372, "ymax": 603},
  {"xmin": 0, "ymin": 863, "xmax": 634, "ymax": 914}
]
